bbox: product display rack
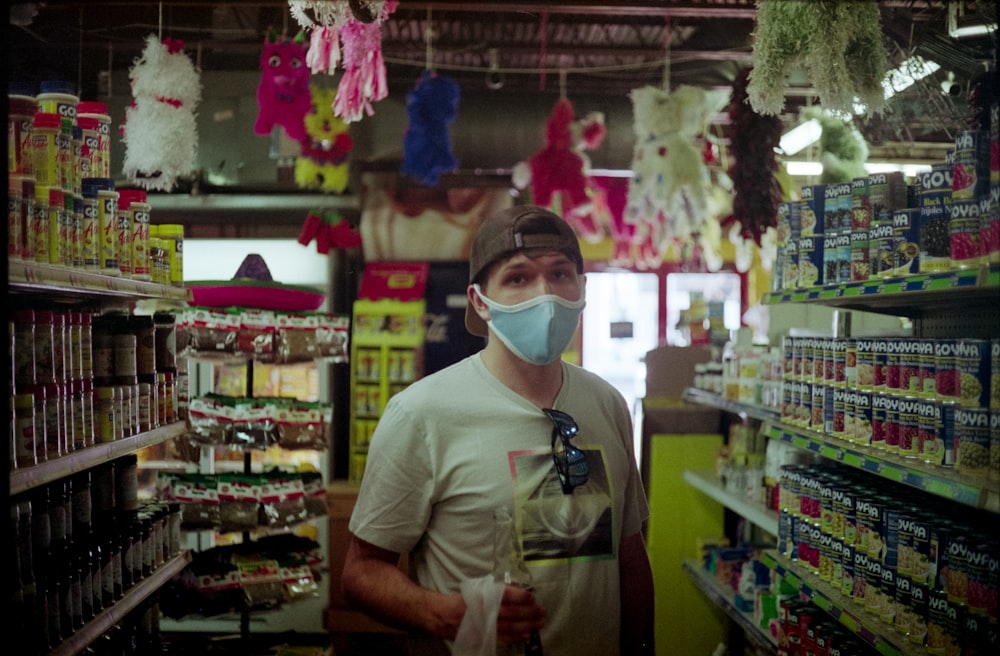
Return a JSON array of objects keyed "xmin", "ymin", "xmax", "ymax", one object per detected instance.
[
  {"xmin": 685, "ymin": 265, "xmax": 1000, "ymax": 655},
  {"xmin": 681, "ymin": 559, "xmax": 779, "ymax": 653},
  {"xmin": 682, "ymin": 469, "xmax": 780, "ymax": 536},
  {"xmin": 8, "ymin": 261, "xmax": 193, "ymax": 656}
]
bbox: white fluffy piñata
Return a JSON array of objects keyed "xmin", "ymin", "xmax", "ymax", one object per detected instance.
[{"xmin": 122, "ymin": 35, "xmax": 202, "ymax": 191}]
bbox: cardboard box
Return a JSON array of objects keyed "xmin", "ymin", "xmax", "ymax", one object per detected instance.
[{"xmin": 644, "ymin": 346, "xmax": 714, "ymax": 398}]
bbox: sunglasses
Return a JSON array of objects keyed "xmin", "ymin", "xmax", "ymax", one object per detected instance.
[{"xmin": 543, "ymin": 408, "xmax": 589, "ymax": 495}]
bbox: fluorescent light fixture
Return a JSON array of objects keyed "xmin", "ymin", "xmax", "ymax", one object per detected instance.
[
  {"xmin": 949, "ymin": 23, "xmax": 995, "ymax": 38},
  {"xmin": 785, "ymin": 161, "xmax": 933, "ymax": 177},
  {"xmin": 948, "ymin": 1, "xmax": 997, "ymax": 39},
  {"xmin": 779, "ymin": 119, "xmax": 822, "ymax": 155}
]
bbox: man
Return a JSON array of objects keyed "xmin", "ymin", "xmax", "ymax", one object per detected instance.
[{"xmin": 342, "ymin": 205, "xmax": 655, "ymax": 655}]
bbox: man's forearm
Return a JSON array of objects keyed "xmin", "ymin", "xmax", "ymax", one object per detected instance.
[{"xmin": 342, "ymin": 539, "xmax": 466, "ymax": 640}]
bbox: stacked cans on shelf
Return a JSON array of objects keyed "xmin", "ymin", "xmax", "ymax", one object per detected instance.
[
  {"xmin": 774, "ymin": 111, "xmax": 999, "ymax": 293},
  {"xmin": 777, "ymin": 463, "xmax": 998, "ymax": 654},
  {"xmin": 7, "ymin": 80, "xmax": 184, "ymax": 285},
  {"xmin": 779, "ymin": 335, "xmax": 1000, "ymax": 480}
]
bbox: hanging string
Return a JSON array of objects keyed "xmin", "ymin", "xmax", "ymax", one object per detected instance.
[
  {"xmin": 661, "ymin": 15, "xmax": 671, "ymax": 90},
  {"xmin": 158, "ymin": 1, "xmax": 163, "ymax": 40},
  {"xmin": 559, "ymin": 67, "xmax": 567, "ymax": 100},
  {"xmin": 107, "ymin": 43, "xmax": 114, "ymax": 98},
  {"xmin": 425, "ymin": 7, "xmax": 434, "ymax": 72},
  {"xmin": 486, "ymin": 47, "xmax": 505, "ymax": 89},
  {"xmin": 538, "ymin": 10, "xmax": 548, "ymax": 92},
  {"xmin": 77, "ymin": 6, "xmax": 84, "ymax": 93}
]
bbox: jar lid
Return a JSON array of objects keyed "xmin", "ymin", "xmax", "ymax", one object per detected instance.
[
  {"xmin": 118, "ymin": 189, "xmax": 148, "ymax": 207},
  {"xmin": 76, "ymin": 100, "xmax": 109, "ymax": 116},
  {"xmin": 8, "ymin": 80, "xmax": 35, "ymax": 96},
  {"xmin": 33, "ymin": 112, "xmax": 62, "ymax": 129},
  {"xmin": 39, "ymin": 79, "xmax": 77, "ymax": 96}
]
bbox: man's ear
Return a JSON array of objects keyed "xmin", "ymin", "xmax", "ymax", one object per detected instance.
[{"xmin": 468, "ymin": 284, "xmax": 490, "ymax": 321}]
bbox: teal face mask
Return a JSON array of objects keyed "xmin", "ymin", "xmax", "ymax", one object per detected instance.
[{"xmin": 473, "ymin": 284, "xmax": 586, "ymax": 365}]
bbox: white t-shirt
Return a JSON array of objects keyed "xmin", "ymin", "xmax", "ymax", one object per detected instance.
[{"xmin": 349, "ymin": 354, "xmax": 650, "ymax": 656}]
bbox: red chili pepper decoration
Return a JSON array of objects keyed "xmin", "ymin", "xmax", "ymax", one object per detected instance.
[{"xmin": 723, "ymin": 67, "xmax": 784, "ymax": 245}]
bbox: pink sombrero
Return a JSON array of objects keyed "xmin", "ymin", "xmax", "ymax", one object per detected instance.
[{"xmin": 187, "ymin": 254, "xmax": 326, "ymax": 311}]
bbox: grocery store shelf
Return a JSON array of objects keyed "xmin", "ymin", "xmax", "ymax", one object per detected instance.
[
  {"xmin": 682, "ymin": 470, "xmax": 780, "ymax": 536},
  {"xmin": 761, "ymin": 263, "xmax": 999, "ymax": 317},
  {"xmin": 682, "ymin": 559, "xmax": 777, "ymax": 653},
  {"xmin": 146, "ymin": 192, "xmax": 359, "ymax": 212},
  {"xmin": 50, "ymin": 550, "xmax": 192, "ymax": 656},
  {"xmin": 761, "ymin": 550, "xmax": 926, "ymax": 656},
  {"xmin": 8, "ymin": 261, "xmax": 191, "ymax": 303},
  {"xmin": 764, "ymin": 422, "xmax": 1000, "ymax": 513},
  {"xmin": 10, "ymin": 421, "xmax": 188, "ymax": 496},
  {"xmin": 683, "ymin": 388, "xmax": 781, "ymax": 423}
]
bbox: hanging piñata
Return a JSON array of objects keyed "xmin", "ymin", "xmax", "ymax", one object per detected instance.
[
  {"xmin": 254, "ymin": 30, "xmax": 312, "ymax": 143},
  {"xmin": 625, "ymin": 84, "xmax": 729, "ymax": 265},
  {"xmin": 295, "ymin": 85, "xmax": 353, "ymax": 193},
  {"xmin": 511, "ymin": 98, "xmax": 606, "ymax": 239},
  {"xmin": 121, "ymin": 35, "xmax": 202, "ymax": 191},
  {"xmin": 400, "ymin": 71, "xmax": 460, "ymax": 187}
]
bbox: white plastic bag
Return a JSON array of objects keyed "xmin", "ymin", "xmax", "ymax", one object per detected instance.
[{"xmin": 452, "ymin": 575, "xmax": 506, "ymax": 656}]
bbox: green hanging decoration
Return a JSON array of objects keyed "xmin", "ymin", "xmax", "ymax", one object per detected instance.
[
  {"xmin": 747, "ymin": 0, "xmax": 889, "ymax": 117},
  {"xmin": 802, "ymin": 107, "xmax": 870, "ymax": 184}
]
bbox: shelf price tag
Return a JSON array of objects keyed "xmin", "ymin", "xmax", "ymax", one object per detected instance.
[
  {"xmin": 836, "ymin": 610, "xmax": 858, "ymax": 634},
  {"xmin": 841, "ymin": 452, "xmax": 863, "ymax": 468},
  {"xmin": 818, "ymin": 445, "xmax": 839, "ymax": 459},
  {"xmin": 876, "ymin": 463, "xmax": 904, "ymax": 482}
]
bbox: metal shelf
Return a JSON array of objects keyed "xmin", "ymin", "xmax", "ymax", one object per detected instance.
[
  {"xmin": 761, "ymin": 550, "xmax": 929, "ymax": 656},
  {"xmin": 683, "ymin": 388, "xmax": 781, "ymax": 424},
  {"xmin": 10, "ymin": 421, "xmax": 188, "ymax": 496},
  {"xmin": 761, "ymin": 263, "xmax": 999, "ymax": 319},
  {"xmin": 682, "ymin": 470, "xmax": 779, "ymax": 535},
  {"xmin": 49, "ymin": 551, "xmax": 192, "ymax": 656},
  {"xmin": 682, "ymin": 559, "xmax": 777, "ymax": 653},
  {"xmin": 8, "ymin": 261, "xmax": 191, "ymax": 304},
  {"xmin": 764, "ymin": 422, "xmax": 1000, "ymax": 514}
]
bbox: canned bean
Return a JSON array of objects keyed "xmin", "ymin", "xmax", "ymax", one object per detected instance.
[
  {"xmin": 881, "ymin": 563, "xmax": 898, "ymax": 624},
  {"xmin": 827, "ymin": 387, "xmax": 843, "ymax": 439},
  {"xmin": 955, "ymin": 407, "xmax": 991, "ymax": 477},
  {"xmin": 918, "ymin": 399, "xmax": 942, "ymax": 464},
  {"xmin": 928, "ymin": 591, "xmax": 963, "ymax": 655},
  {"xmin": 900, "ymin": 339, "xmax": 923, "ymax": 395},
  {"xmin": 991, "ymin": 340, "xmax": 1000, "ymax": 410},
  {"xmin": 885, "ymin": 394, "xmax": 901, "ymax": 452},
  {"xmin": 801, "ymin": 338, "xmax": 815, "ymax": 384},
  {"xmin": 909, "ymin": 580, "xmax": 929, "ymax": 645},
  {"xmin": 965, "ymin": 539, "xmax": 995, "ymax": 617},
  {"xmin": 898, "ymin": 510, "xmax": 931, "ymax": 583},
  {"xmin": 895, "ymin": 573, "xmax": 914, "ymax": 636},
  {"xmin": 871, "ymin": 392, "xmax": 889, "ymax": 450},
  {"xmin": 853, "ymin": 390, "xmax": 873, "ymax": 445},
  {"xmin": 898, "ymin": 397, "xmax": 921, "ymax": 457},
  {"xmin": 811, "ymin": 382, "xmax": 826, "ymax": 431},
  {"xmin": 841, "ymin": 541, "xmax": 856, "ymax": 598},
  {"xmin": 845, "ymin": 338, "xmax": 858, "ymax": 389},
  {"xmin": 873, "ymin": 338, "xmax": 889, "ymax": 392},
  {"xmin": 856, "ymin": 338, "xmax": 875, "ymax": 391},
  {"xmin": 918, "ymin": 339, "xmax": 936, "ymax": 398},
  {"xmin": 955, "ymin": 339, "xmax": 989, "ymax": 409},
  {"xmin": 935, "ymin": 339, "xmax": 960, "ymax": 400},
  {"xmin": 865, "ymin": 553, "xmax": 884, "ymax": 615}
]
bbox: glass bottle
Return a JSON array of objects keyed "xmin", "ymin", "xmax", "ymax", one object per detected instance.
[{"xmin": 493, "ymin": 506, "xmax": 543, "ymax": 656}]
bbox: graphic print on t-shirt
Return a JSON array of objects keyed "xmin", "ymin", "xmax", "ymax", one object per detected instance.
[{"xmin": 509, "ymin": 446, "xmax": 615, "ymax": 564}]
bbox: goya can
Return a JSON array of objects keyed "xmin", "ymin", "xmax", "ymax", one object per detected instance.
[{"xmin": 955, "ymin": 339, "xmax": 990, "ymax": 409}]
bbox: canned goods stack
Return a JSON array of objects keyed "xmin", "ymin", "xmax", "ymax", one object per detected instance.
[
  {"xmin": 778, "ymin": 335, "xmax": 999, "ymax": 477},
  {"xmin": 776, "ymin": 136, "xmax": 998, "ymax": 292},
  {"xmin": 6, "ymin": 82, "xmax": 175, "ymax": 284},
  {"xmin": 778, "ymin": 462, "xmax": 998, "ymax": 653}
]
